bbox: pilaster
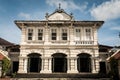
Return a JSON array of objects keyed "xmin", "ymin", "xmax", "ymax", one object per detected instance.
[
  {"xmin": 40, "ymin": 57, "xmax": 52, "ymax": 73},
  {"xmin": 93, "ymin": 25, "xmax": 98, "ymax": 45},
  {"xmin": 18, "ymin": 56, "xmax": 27, "ymax": 73},
  {"xmin": 21, "ymin": 24, "xmax": 26, "ymax": 44},
  {"xmin": 91, "ymin": 57, "xmax": 97, "ymax": 73},
  {"xmin": 44, "ymin": 22, "xmax": 49, "ymax": 45},
  {"xmin": 67, "ymin": 57, "xmax": 78, "ymax": 73},
  {"xmin": 69, "ymin": 23, "xmax": 74, "ymax": 45}
]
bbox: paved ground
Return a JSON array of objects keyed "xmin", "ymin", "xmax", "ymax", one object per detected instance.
[
  {"xmin": 0, "ymin": 78, "xmax": 111, "ymax": 80},
  {"xmin": 0, "ymin": 78, "xmax": 10, "ymax": 80}
]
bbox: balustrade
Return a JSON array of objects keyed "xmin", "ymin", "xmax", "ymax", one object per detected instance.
[{"xmin": 75, "ymin": 41, "xmax": 94, "ymax": 45}]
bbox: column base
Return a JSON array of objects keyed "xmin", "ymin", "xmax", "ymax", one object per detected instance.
[
  {"xmin": 67, "ymin": 70, "xmax": 78, "ymax": 73},
  {"xmin": 40, "ymin": 70, "xmax": 52, "ymax": 73},
  {"xmin": 18, "ymin": 70, "xmax": 27, "ymax": 73},
  {"xmin": 92, "ymin": 70, "xmax": 98, "ymax": 73}
]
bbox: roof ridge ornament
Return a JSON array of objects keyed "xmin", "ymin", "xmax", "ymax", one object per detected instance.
[
  {"xmin": 55, "ymin": 3, "xmax": 64, "ymax": 13},
  {"xmin": 59, "ymin": 3, "xmax": 61, "ymax": 10}
]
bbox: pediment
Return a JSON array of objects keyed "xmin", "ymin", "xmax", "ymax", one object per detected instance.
[{"xmin": 46, "ymin": 9, "xmax": 73, "ymax": 21}]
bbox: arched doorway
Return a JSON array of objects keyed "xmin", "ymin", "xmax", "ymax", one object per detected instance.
[
  {"xmin": 77, "ymin": 53, "xmax": 91, "ymax": 72},
  {"xmin": 27, "ymin": 53, "xmax": 41, "ymax": 73},
  {"xmin": 52, "ymin": 53, "xmax": 67, "ymax": 73}
]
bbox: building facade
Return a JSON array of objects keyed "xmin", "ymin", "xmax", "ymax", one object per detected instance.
[{"xmin": 15, "ymin": 8, "xmax": 104, "ymax": 73}]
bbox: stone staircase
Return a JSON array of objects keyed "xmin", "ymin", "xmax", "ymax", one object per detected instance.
[{"xmin": 13, "ymin": 73, "xmax": 110, "ymax": 80}]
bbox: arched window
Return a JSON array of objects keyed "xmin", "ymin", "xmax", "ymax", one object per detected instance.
[
  {"xmin": 27, "ymin": 53, "xmax": 41, "ymax": 73},
  {"xmin": 77, "ymin": 53, "xmax": 91, "ymax": 72},
  {"xmin": 52, "ymin": 53, "xmax": 67, "ymax": 73}
]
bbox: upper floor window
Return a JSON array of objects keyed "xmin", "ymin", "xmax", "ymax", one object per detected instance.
[
  {"xmin": 86, "ymin": 28, "xmax": 91, "ymax": 40},
  {"xmin": 51, "ymin": 29, "xmax": 57, "ymax": 40},
  {"xmin": 62, "ymin": 29, "xmax": 67, "ymax": 40},
  {"xmin": 75, "ymin": 29, "xmax": 81, "ymax": 40},
  {"xmin": 38, "ymin": 29, "xmax": 43, "ymax": 40},
  {"xmin": 28, "ymin": 29, "xmax": 33, "ymax": 40}
]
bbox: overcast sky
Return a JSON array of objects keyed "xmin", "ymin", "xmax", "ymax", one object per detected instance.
[{"xmin": 0, "ymin": 0, "xmax": 120, "ymax": 46}]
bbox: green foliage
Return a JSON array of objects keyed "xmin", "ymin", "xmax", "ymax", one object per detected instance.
[
  {"xmin": 109, "ymin": 57, "xmax": 119, "ymax": 80},
  {"xmin": 2, "ymin": 57, "xmax": 11, "ymax": 77}
]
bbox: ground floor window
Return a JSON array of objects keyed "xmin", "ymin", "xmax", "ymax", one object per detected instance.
[{"xmin": 77, "ymin": 53, "xmax": 91, "ymax": 72}]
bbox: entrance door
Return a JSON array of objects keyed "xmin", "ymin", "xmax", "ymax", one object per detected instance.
[
  {"xmin": 77, "ymin": 53, "xmax": 91, "ymax": 72},
  {"xmin": 12, "ymin": 61, "xmax": 19, "ymax": 73},
  {"xmin": 52, "ymin": 53, "xmax": 67, "ymax": 73},
  {"xmin": 29, "ymin": 57, "xmax": 40, "ymax": 72},
  {"xmin": 28, "ymin": 53, "xmax": 41, "ymax": 73},
  {"xmin": 99, "ymin": 62, "xmax": 106, "ymax": 74}
]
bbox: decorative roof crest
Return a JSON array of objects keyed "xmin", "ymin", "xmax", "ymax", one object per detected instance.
[{"xmin": 55, "ymin": 3, "xmax": 64, "ymax": 13}]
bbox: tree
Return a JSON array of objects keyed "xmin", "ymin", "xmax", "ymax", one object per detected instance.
[
  {"xmin": 2, "ymin": 57, "xmax": 11, "ymax": 77},
  {"xmin": 109, "ymin": 57, "xmax": 119, "ymax": 80}
]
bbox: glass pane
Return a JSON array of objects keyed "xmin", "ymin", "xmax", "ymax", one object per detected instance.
[
  {"xmin": 28, "ymin": 37, "xmax": 32, "ymax": 40},
  {"xmin": 52, "ymin": 37, "xmax": 56, "ymax": 40},
  {"xmin": 38, "ymin": 37, "xmax": 42, "ymax": 40},
  {"xmin": 52, "ymin": 33, "xmax": 56, "ymax": 36},
  {"xmin": 62, "ymin": 33, "xmax": 67, "ymax": 40}
]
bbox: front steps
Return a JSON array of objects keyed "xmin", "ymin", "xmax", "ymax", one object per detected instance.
[
  {"xmin": 11, "ymin": 78, "xmax": 110, "ymax": 80},
  {"xmin": 14, "ymin": 73, "xmax": 110, "ymax": 80}
]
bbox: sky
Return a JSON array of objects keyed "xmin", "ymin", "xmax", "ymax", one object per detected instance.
[{"xmin": 0, "ymin": 0, "xmax": 120, "ymax": 46}]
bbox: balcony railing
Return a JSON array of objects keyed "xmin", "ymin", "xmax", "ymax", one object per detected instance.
[{"xmin": 75, "ymin": 41, "xmax": 94, "ymax": 45}]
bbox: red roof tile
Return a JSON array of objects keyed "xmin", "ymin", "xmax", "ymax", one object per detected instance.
[
  {"xmin": 113, "ymin": 51, "xmax": 120, "ymax": 59},
  {"xmin": 0, "ymin": 53, "xmax": 5, "ymax": 60},
  {"xmin": 0, "ymin": 37, "xmax": 14, "ymax": 46}
]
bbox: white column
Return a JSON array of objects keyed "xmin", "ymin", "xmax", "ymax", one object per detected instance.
[
  {"xmin": 21, "ymin": 25, "xmax": 26, "ymax": 44},
  {"xmin": 33, "ymin": 27, "xmax": 36, "ymax": 41},
  {"xmin": 40, "ymin": 58, "xmax": 44, "ymax": 73},
  {"xmin": 69, "ymin": 24, "xmax": 74, "ymax": 45},
  {"xmin": 74, "ymin": 58, "xmax": 78, "ymax": 72},
  {"xmin": 24, "ymin": 58, "xmax": 28, "ymax": 73},
  {"xmin": 95, "ymin": 59, "xmax": 100, "ymax": 73},
  {"xmin": 91, "ymin": 57, "xmax": 96, "ymax": 73},
  {"xmin": 67, "ymin": 57, "xmax": 72, "ymax": 73},
  {"xmin": 44, "ymin": 25, "xmax": 49, "ymax": 44},
  {"xmin": 93, "ymin": 26, "xmax": 98, "ymax": 45},
  {"xmin": 91, "ymin": 56, "xmax": 100, "ymax": 73},
  {"xmin": 67, "ymin": 57, "xmax": 78, "ymax": 73},
  {"xmin": 18, "ymin": 57, "xmax": 27, "ymax": 73},
  {"xmin": 48, "ymin": 58, "xmax": 52, "ymax": 73},
  {"xmin": 81, "ymin": 27, "xmax": 84, "ymax": 41},
  {"xmin": 67, "ymin": 58, "xmax": 70, "ymax": 72},
  {"xmin": 83, "ymin": 27, "xmax": 85, "ymax": 41},
  {"xmin": 40, "ymin": 57, "xmax": 52, "ymax": 73}
]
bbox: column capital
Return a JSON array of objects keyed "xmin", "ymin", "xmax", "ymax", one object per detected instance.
[
  {"xmin": 19, "ymin": 56, "xmax": 28, "ymax": 59},
  {"xmin": 67, "ymin": 57, "xmax": 78, "ymax": 59}
]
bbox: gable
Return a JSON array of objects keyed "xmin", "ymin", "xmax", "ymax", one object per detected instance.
[
  {"xmin": 47, "ymin": 9, "xmax": 73, "ymax": 21},
  {"xmin": 48, "ymin": 12, "xmax": 71, "ymax": 21}
]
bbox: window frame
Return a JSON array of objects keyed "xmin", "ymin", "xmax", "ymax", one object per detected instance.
[
  {"xmin": 27, "ymin": 28, "xmax": 34, "ymax": 41},
  {"xmin": 37, "ymin": 29, "xmax": 43, "ymax": 41},
  {"xmin": 61, "ymin": 28, "xmax": 68, "ymax": 41},
  {"xmin": 85, "ymin": 27, "xmax": 92, "ymax": 40},
  {"xmin": 51, "ymin": 28, "xmax": 57, "ymax": 41},
  {"xmin": 75, "ymin": 28, "xmax": 81, "ymax": 41}
]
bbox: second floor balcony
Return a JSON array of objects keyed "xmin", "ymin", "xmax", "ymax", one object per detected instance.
[{"xmin": 75, "ymin": 41, "xmax": 94, "ymax": 45}]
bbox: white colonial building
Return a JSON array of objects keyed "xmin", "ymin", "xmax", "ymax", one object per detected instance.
[{"xmin": 15, "ymin": 8, "xmax": 104, "ymax": 74}]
